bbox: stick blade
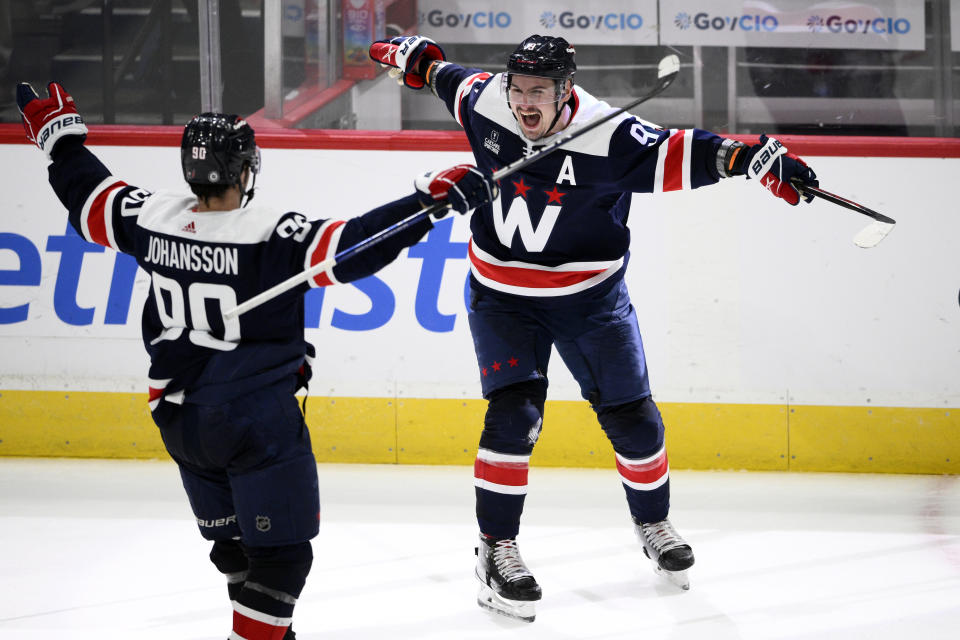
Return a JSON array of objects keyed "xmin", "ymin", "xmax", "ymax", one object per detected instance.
[
  {"xmin": 853, "ymin": 220, "xmax": 895, "ymax": 248},
  {"xmin": 658, "ymin": 54, "xmax": 680, "ymax": 80}
]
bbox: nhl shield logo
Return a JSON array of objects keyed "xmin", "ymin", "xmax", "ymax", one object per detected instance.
[{"xmin": 256, "ymin": 515, "xmax": 271, "ymax": 532}]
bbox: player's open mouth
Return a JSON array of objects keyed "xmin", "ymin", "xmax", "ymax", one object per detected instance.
[{"xmin": 519, "ymin": 111, "xmax": 541, "ymax": 129}]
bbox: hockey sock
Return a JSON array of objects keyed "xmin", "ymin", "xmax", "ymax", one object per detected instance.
[
  {"xmin": 210, "ymin": 539, "xmax": 249, "ymax": 602},
  {"xmin": 597, "ymin": 397, "xmax": 671, "ymax": 523},
  {"xmin": 231, "ymin": 542, "xmax": 312, "ymax": 640}
]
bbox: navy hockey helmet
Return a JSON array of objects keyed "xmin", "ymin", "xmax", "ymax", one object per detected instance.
[
  {"xmin": 507, "ymin": 34, "xmax": 577, "ymax": 80},
  {"xmin": 503, "ymin": 35, "xmax": 576, "ymax": 105},
  {"xmin": 180, "ymin": 113, "xmax": 260, "ymax": 187}
]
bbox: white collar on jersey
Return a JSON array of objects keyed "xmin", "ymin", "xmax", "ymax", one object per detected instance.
[{"xmin": 473, "ymin": 74, "xmax": 643, "ymax": 157}]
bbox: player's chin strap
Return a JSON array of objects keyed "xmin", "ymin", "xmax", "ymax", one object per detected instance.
[
  {"xmin": 544, "ymin": 78, "xmax": 575, "ymax": 135},
  {"xmin": 241, "ymin": 171, "xmax": 257, "ymax": 208}
]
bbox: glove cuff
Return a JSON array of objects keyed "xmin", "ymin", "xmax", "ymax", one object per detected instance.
[
  {"xmin": 36, "ymin": 113, "xmax": 88, "ymax": 159},
  {"xmin": 717, "ymin": 139, "xmax": 747, "ymax": 178}
]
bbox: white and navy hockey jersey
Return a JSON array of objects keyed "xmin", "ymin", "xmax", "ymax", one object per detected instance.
[
  {"xmin": 432, "ymin": 63, "xmax": 729, "ymax": 301},
  {"xmin": 48, "ymin": 138, "xmax": 432, "ymax": 407}
]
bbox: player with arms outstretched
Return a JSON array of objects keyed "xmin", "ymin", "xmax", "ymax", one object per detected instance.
[
  {"xmin": 17, "ymin": 81, "xmax": 496, "ymax": 639},
  {"xmin": 370, "ymin": 34, "xmax": 819, "ymax": 621}
]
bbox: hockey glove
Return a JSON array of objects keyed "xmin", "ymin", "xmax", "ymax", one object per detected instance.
[
  {"xmin": 415, "ymin": 164, "xmax": 498, "ymax": 216},
  {"xmin": 369, "ymin": 36, "xmax": 445, "ymax": 89},
  {"xmin": 738, "ymin": 135, "xmax": 818, "ymax": 206},
  {"xmin": 16, "ymin": 81, "xmax": 88, "ymax": 160}
]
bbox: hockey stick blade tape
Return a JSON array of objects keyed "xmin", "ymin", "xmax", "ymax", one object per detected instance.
[
  {"xmin": 658, "ymin": 55, "xmax": 680, "ymax": 80},
  {"xmin": 853, "ymin": 220, "xmax": 895, "ymax": 249}
]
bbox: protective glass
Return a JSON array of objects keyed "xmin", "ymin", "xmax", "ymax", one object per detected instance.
[{"xmin": 500, "ymin": 74, "xmax": 564, "ymax": 105}]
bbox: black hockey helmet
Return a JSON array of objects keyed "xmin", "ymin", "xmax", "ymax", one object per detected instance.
[
  {"xmin": 506, "ymin": 34, "xmax": 577, "ymax": 80},
  {"xmin": 181, "ymin": 113, "xmax": 260, "ymax": 187},
  {"xmin": 503, "ymin": 35, "xmax": 576, "ymax": 107}
]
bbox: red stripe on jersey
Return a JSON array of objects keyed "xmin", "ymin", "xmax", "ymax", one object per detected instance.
[
  {"xmin": 309, "ymin": 220, "xmax": 345, "ymax": 287},
  {"xmin": 455, "ymin": 72, "xmax": 491, "ymax": 127},
  {"xmin": 616, "ymin": 450, "xmax": 669, "ymax": 485},
  {"xmin": 662, "ymin": 131, "xmax": 685, "ymax": 192},
  {"xmin": 233, "ymin": 610, "xmax": 288, "ymax": 640},
  {"xmin": 474, "ymin": 457, "xmax": 529, "ymax": 487},
  {"xmin": 147, "ymin": 386, "xmax": 165, "ymax": 403},
  {"xmin": 468, "ymin": 243, "xmax": 605, "ymax": 289},
  {"xmin": 87, "ymin": 180, "xmax": 126, "ymax": 247}
]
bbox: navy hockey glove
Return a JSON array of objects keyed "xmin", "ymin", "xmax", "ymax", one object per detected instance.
[
  {"xmin": 369, "ymin": 36, "xmax": 445, "ymax": 89},
  {"xmin": 415, "ymin": 164, "xmax": 498, "ymax": 215},
  {"xmin": 16, "ymin": 81, "xmax": 88, "ymax": 159},
  {"xmin": 736, "ymin": 135, "xmax": 818, "ymax": 206}
]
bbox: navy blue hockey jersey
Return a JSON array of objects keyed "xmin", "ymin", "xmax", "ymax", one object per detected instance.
[
  {"xmin": 431, "ymin": 63, "xmax": 729, "ymax": 300},
  {"xmin": 48, "ymin": 139, "xmax": 432, "ymax": 408}
]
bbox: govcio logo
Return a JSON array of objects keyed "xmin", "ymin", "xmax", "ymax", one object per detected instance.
[
  {"xmin": 676, "ymin": 12, "xmax": 778, "ymax": 32},
  {"xmin": 807, "ymin": 14, "xmax": 910, "ymax": 35},
  {"xmin": 543, "ymin": 11, "xmax": 643, "ymax": 30},
  {"xmin": 421, "ymin": 9, "xmax": 511, "ymax": 29},
  {"xmin": 807, "ymin": 15, "xmax": 825, "ymax": 31}
]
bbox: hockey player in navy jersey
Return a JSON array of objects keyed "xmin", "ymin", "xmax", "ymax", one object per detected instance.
[
  {"xmin": 370, "ymin": 34, "xmax": 819, "ymax": 621},
  {"xmin": 16, "ymin": 81, "xmax": 496, "ymax": 640}
]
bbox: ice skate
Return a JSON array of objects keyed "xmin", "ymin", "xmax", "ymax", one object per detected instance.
[
  {"xmin": 475, "ymin": 535, "xmax": 542, "ymax": 622},
  {"xmin": 635, "ymin": 518, "xmax": 695, "ymax": 590}
]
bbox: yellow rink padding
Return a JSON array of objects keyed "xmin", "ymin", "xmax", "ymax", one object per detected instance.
[
  {"xmin": 0, "ymin": 389, "xmax": 957, "ymax": 474},
  {"xmin": 789, "ymin": 405, "xmax": 958, "ymax": 474}
]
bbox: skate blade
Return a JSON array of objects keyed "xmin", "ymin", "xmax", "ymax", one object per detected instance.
[
  {"xmin": 477, "ymin": 584, "xmax": 536, "ymax": 622},
  {"xmin": 652, "ymin": 563, "xmax": 690, "ymax": 590}
]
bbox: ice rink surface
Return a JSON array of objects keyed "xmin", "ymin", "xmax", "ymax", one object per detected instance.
[{"xmin": 0, "ymin": 458, "xmax": 958, "ymax": 639}]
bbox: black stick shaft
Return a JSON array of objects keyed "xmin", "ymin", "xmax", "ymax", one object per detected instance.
[{"xmin": 794, "ymin": 182, "xmax": 896, "ymax": 224}]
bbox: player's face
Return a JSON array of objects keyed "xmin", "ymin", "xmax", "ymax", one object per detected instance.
[{"xmin": 508, "ymin": 75, "xmax": 571, "ymax": 140}]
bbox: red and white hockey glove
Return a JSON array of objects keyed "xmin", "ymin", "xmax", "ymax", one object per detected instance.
[
  {"xmin": 741, "ymin": 135, "xmax": 818, "ymax": 206},
  {"xmin": 416, "ymin": 164, "xmax": 498, "ymax": 216},
  {"xmin": 16, "ymin": 81, "xmax": 88, "ymax": 159},
  {"xmin": 369, "ymin": 36, "xmax": 445, "ymax": 89}
]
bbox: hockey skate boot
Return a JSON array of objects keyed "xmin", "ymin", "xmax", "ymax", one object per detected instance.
[
  {"xmin": 475, "ymin": 535, "xmax": 542, "ymax": 622},
  {"xmin": 635, "ymin": 518, "xmax": 695, "ymax": 590}
]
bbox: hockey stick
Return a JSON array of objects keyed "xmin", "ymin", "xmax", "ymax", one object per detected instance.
[
  {"xmin": 489, "ymin": 54, "xmax": 681, "ymax": 181},
  {"xmin": 224, "ymin": 55, "xmax": 681, "ymax": 319},
  {"xmin": 224, "ymin": 200, "xmax": 448, "ymax": 318},
  {"xmin": 792, "ymin": 181, "xmax": 896, "ymax": 249}
]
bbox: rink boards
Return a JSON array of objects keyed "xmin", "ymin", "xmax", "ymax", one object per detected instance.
[{"xmin": 0, "ymin": 130, "xmax": 958, "ymax": 473}]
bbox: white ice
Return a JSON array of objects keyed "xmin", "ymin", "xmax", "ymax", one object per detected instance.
[{"xmin": 1, "ymin": 459, "xmax": 958, "ymax": 639}]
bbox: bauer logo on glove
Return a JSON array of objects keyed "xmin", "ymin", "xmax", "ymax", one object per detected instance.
[
  {"xmin": 742, "ymin": 134, "xmax": 818, "ymax": 206},
  {"xmin": 369, "ymin": 35, "xmax": 446, "ymax": 89},
  {"xmin": 16, "ymin": 82, "xmax": 88, "ymax": 159}
]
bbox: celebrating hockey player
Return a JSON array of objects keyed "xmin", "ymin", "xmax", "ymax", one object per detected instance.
[
  {"xmin": 370, "ymin": 34, "xmax": 819, "ymax": 621},
  {"xmin": 16, "ymin": 81, "xmax": 496, "ymax": 640}
]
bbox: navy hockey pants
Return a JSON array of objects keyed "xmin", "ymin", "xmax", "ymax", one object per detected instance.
[
  {"xmin": 152, "ymin": 375, "xmax": 320, "ymax": 547},
  {"xmin": 468, "ymin": 279, "xmax": 671, "ymax": 537}
]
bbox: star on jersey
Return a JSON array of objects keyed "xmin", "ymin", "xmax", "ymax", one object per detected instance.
[
  {"xmin": 513, "ymin": 178, "xmax": 531, "ymax": 199},
  {"xmin": 544, "ymin": 185, "xmax": 567, "ymax": 204}
]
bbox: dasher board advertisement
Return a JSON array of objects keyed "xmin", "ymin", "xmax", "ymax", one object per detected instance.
[
  {"xmin": 659, "ymin": 0, "xmax": 924, "ymax": 50},
  {"xmin": 416, "ymin": 0, "xmax": 658, "ymax": 45}
]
